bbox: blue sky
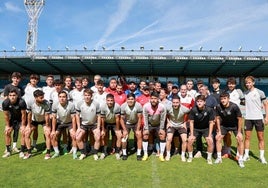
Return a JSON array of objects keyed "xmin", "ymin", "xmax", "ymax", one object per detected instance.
[{"xmin": 1, "ymin": 0, "xmax": 268, "ymax": 52}]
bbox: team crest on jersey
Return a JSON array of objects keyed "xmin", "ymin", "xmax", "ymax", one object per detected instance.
[
  {"xmin": 204, "ymin": 112, "xmax": 207, "ymax": 116},
  {"xmin": 227, "ymin": 111, "xmax": 231, "ymax": 115}
]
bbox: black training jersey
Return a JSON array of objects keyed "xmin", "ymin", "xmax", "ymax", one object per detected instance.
[
  {"xmin": 3, "ymin": 84, "xmax": 24, "ymax": 98},
  {"xmin": 2, "ymin": 98, "xmax": 27, "ymax": 121},
  {"xmin": 216, "ymin": 102, "xmax": 242, "ymax": 127},
  {"xmin": 189, "ymin": 106, "xmax": 215, "ymax": 129}
]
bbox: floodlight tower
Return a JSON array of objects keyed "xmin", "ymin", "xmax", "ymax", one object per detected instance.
[{"xmin": 24, "ymin": 0, "xmax": 45, "ymax": 56}]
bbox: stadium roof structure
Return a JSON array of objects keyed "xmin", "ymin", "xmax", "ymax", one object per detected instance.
[{"xmin": 1, "ymin": 49, "xmax": 268, "ymax": 77}]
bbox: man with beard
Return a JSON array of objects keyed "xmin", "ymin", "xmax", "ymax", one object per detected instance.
[{"xmin": 142, "ymin": 92, "xmax": 167, "ymax": 162}]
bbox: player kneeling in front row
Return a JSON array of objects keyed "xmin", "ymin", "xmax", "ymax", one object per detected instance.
[
  {"xmin": 24, "ymin": 90, "xmax": 52, "ymax": 159},
  {"xmin": 100, "ymin": 94, "xmax": 122, "ymax": 160},
  {"xmin": 76, "ymin": 89, "xmax": 101, "ymax": 160},
  {"xmin": 165, "ymin": 95, "xmax": 191, "ymax": 162},
  {"xmin": 142, "ymin": 92, "xmax": 167, "ymax": 161},
  {"xmin": 120, "ymin": 93, "xmax": 142, "ymax": 160},
  {"xmin": 51, "ymin": 91, "xmax": 78, "ymax": 159},
  {"xmin": 187, "ymin": 95, "xmax": 215, "ymax": 164},
  {"xmin": 214, "ymin": 92, "xmax": 245, "ymax": 168},
  {"xmin": 2, "ymin": 89, "xmax": 27, "ymax": 158}
]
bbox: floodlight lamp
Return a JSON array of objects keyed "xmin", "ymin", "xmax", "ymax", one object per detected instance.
[
  {"xmin": 140, "ymin": 46, "xmax": 144, "ymax": 50},
  {"xmin": 121, "ymin": 46, "xmax": 125, "ymax": 50},
  {"xmin": 179, "ymin": 46, "xmax": 183, "ymax": 50},
  {"xmin": 259, "ymin": 46, "xmax": 262, "ymax": 52},
  {"xmin": 83, "ymin": 46, "xmax": 87, "ymax": 50},
  {"xmin": 159, "ymin": 46, "xmax": 164, "ymax": 50},
  {"xmin": 238, "ymin": 46, "xmax": 242, "ymax": 52},
  {"xmin": 219, "ymin": 46, "xmax": 223, "ymax": 51},
  {"xmin": 12, "ymin": 46, "xmax": 16, "ymax": 51},
  {"xmin": 65, "ymin": 46, "xmax": 69, "ymax": 51},
  {"xmin": 102, "ymin": 46, "xmax": 106, "ymax": 51},
  {"xmin": 199, "ymin": 46, "xmax": 203, "ymax": 51}
]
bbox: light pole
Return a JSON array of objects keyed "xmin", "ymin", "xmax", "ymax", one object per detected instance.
[{"xmin": 24, "ymin": 0, "xmax": 45, "ymax": 57}]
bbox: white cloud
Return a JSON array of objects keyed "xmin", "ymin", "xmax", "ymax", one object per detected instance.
[
  {"xmin": 5, "ymin": 2, "xmax": 24, "ymax": 13},
  {"xmin": 95, "ymin": 0, "xmax": 137, "ymax": 49}
]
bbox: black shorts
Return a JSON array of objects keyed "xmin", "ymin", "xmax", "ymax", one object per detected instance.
[
  {"xmin": 80, "ymin": 124, "xmax": 97, "ymax": 132},
  {"xmin": 32, "ymin": 121, "xmax": 46, "ymax": 127},
  {"xmin": 244, "ymin": 120, "xmax": 264, "ymax": 132},
  {"xmin": 167, "ymin": 126, "xmax": 187, "ymax": 135},
  {"xmin": 219, "ymin": 126, "xmax": 239, "ymax": 136},
  {"xmin": 56, "ymin": 123, "xmax": 72, "ymax": 132},
  {"xmin": 105, "ymin": 123, "xmax": 116, "ymax": 136},
  {"xmin": 9, "ymin": 120, "xmax": 21, "ymax": 129},
  {"xmin": 148, "ymin": 126, "xmax": 160, "ymax": 132},
  {"xmin": 193, "ymin": 128, "xmax": 209, "ymax": 138}
]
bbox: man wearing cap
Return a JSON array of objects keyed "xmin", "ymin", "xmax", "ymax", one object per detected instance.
[
  {"xmin": 167, "ymin": 84, "xmax": 179, "ymax": 101},
  {"xmin": 125, "ymin": 81, "xmax": 141, "ymax": 97}
]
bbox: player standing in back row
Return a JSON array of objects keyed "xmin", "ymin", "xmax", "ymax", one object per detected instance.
[{"xmin": 243, "ymin": 76, "xmax": 268, "ymax": 164}]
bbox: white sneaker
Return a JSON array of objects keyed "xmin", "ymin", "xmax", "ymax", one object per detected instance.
[
  {"xmin": 194, "ymin": 151, "xmax": 202, "ymax": 158},
  {"xmin": 23, "ymin": 153, "xmax": 32, "ymax": 159},
  {"xmin": 214, "ymin": 158, "xmax": 222, "ymax": 164},
  {"xmin": 238, "ymin": 159, "xmax": 245, "ymax": 168},
  {"xmin": 181, "ymin": 156, "xmax": 186, "ymax": 162},
  {"xmin": 19, "ymin": 152, "xmax": 24, "ymax": 158},
  {"xmin": 207, "ymin": 158, "xmax": 213, "ymax": 165},
  {"xmin": 187, "ymin": 157, "xmax": 193, "ymax": 163},
  {"xmin": 44, "ymin": 154, "xmax": 51, "ymax": 160},
  {"xmin": 79, "ymin": 154, "xmax": 86, "ymax": 160},
  {"xmin": 243, "ymin": 155, "xmax": 250, "ymax": 161},
  {"xmin": 12, "ymin": 147, "xmax": 20, "ymax": 153},
  {"xmin": 115, "ymin": 153, "xmax": 121, "ymax": 160},
  {"xmin": 2, "ymin": 152, "xmax": 11, "ymax": 158},
  {"xmin": 100, "ymin": 153, "xmax": 106, "ymax": 160},
  {"xmin": 93, "ymin": 154, "xmax": 98, "ymax": 161},
  {"xmin": 51, "ymin": 152, "xmax": 60, "ymax": 159},
  {"xmin": 260, "ymin": 157, "xmax": 267, "ymax": 164},
  {"xmin": 165, "ymin": 155, "xmax": 170, "ymax": 161}
]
